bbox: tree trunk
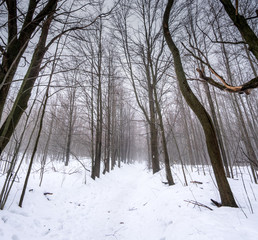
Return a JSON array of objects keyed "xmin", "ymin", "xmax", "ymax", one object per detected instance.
[
  {"xmin": 65, "ymin": 90, "xmax": 76, "ymax": 167},
  {"xmin": 153, "ymin": 80, "xmax": 174, "ymax": 184},
  {"xmin": 92, "ymin": 17, "xmax": 103, "ymax": 179},
  {"xmin": 0, "ymin": 10, "xmax": 55, "ymax": 153},
  {"xmin": 163, "ymin": 0, "xmax": 237, "ymax": 207},
  {"xmin": 219, "ymin": 0, "xmax": 258, "ymax": 60},
  {"xmin": 0, "ymin": 0, "xmax": 58, "ymax": 118},
  {"xmin": 149, "ymin": 100, "xmax": 160, "ymax": 174}
]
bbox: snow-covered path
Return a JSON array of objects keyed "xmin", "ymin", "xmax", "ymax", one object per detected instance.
[
  {"xmin": 1, "ymin": 163, "xmax": 258, "ymax": 240},
  {"xmin": 51, "ymin": 164, "xmax": 169, "ymax": 240}
]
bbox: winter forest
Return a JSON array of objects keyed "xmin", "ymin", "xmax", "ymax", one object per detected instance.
[{"xmin": 0, "ymin": 0, "xmax": 258, "ymax": 239}]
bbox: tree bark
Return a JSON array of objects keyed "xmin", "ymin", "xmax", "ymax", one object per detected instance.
[
  {"xmin": 92, "ymin": 16, "xmax": 103, "ymax": 179},
  {"xmin": 0, "ymin": 0, "xmax": 58, "ymax": 118},
  {"xmin": 219, "ymin": 0, "xmax": 258, "ymax": 60},
  {"xmin": 163, "ymin": 0, "xmax": 237, "ymax": 207},
  {"xmin": 0, "ymin": 10, "xmax": 55, "ymax": 153}
]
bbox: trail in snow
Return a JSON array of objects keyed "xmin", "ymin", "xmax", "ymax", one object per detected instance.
[
  {"xmin": 1, "ymin": 162, "xmax": 258, "ymax": 240},
  {"xmin": 48, "ymin": 164, "xmax": 167, "ymax": 240}
]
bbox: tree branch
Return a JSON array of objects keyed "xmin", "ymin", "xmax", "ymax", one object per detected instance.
[
  {"xmin": 196, "ymin": 68, "xmax": 258, "ymax": 95},
  {"xmin": 182, "ymin": 42, "xmax": 258, "ymax": 94},
  {"xmin": 46, "ymin": 6, "xmax": 117, "ymax": 49}
]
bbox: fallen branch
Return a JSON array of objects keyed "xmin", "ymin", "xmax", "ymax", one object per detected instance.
[
  {"xmin": 184, "ymin": 200, "xmax": 213, "ymax": 211},
  {"xmin": 211, "ymin": 199, "xmax": 222, "ymax": 207},
  {"xmin": 190, "ymin": 181, "xmax": 203, "ymax": 184},
  {"xmin": 44, "ymin": 192, "xmax": 53, "ymax": 196},
  {"xmin": 70, "ymin": 151, "xmax": 91, "ymax": 172},
  {"xmin": 162, "ymin": 181, "xmax": 169, "ymax": 185}
]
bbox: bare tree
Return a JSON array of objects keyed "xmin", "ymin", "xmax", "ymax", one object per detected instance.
[
  {"xmin": 163, "ymin": 0, "xmax": 238, "ymax": 207},
  {"xmin": 113, "ymin": 0, "xmax": 175, "ymax": 177}
]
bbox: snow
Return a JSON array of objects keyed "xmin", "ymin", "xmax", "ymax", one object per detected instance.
[{"xmin": 1, "ymin": 161, "xmax": 258, "ymax": 240}]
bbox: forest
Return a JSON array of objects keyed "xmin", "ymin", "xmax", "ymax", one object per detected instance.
[{"xmin": 0, "ymin": 0, "xmax": 257, "ymax": 239}]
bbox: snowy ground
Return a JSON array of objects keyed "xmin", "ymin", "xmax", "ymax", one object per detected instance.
[{"xmin": 0, "ymin": 161, "xmax": 258, "ymax": 240}]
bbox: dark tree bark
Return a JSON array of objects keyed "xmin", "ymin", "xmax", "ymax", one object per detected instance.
[
  {"xmin": 91, "ymin": 16, "xmax": 103, "ymax": 179},
  {"xmin": 0, "ymin": 9, "xmax": 56, "ymax": 153},
  {"xmin": 65, "ymin": 90, "xmax": 76, "ymax": 167},
  {"xmin": 0, "ymin": 0, "xmax": 58, "ymax": 118},
  {"xmin": 219, "ymin": 0, "xmax": 258, "ymax": 60},
  {"xmin": 163, "ymin": 0, "xmax": 237, "ymax": 207},
  {"xmin": 103, "ymin": 52, "xmax": 113, "ymax": 174}
]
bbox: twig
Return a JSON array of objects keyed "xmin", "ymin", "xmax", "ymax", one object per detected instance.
[
  {"xmin": 211, "ymin": 199, "xmax": 222, "ymax": 207},
  {"xmin": 184, "ymin": 200, "xmax": 213, "ymax": 211},
  {"xmin": 190, "ymin": 181, "xmax": 203, "ymax": 184},
  {"xmin": 44, "ymin": 192, "xmax": 53, "ymax": 195}
]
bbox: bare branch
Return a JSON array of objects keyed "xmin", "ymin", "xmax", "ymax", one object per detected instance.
[
  {"xmin": 182, "ymin": 42, "xmax": 258, "ymax": 94},
  {"xmin": 46, "ymin": 7, "xmax": 117, "ymax": 49},
  {"xmin": 196, "ymin": 68, "xmax": 258, "ymax": 95},
  {"xmin": 184, "ymin": 200, "xmax": 213, "ymax": 211}
]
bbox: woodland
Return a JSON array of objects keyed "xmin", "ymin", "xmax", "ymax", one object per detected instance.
[{"xmin": 0, "ymin": 0, "xmax": 258, "ymax": 238}]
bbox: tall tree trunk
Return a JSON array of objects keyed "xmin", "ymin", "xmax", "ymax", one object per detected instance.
[
  {"xmin": 178, "ymin": 85, "xmax": 195, "ymax": 169},
  {"xmin": 19, "ymin": 92, "xmax": 49, "ymax": 207},
  {"xmin": 92, "ymin": 17, "xmax": 103, "ymax": 179},
  {"xmin": 0, "ymin": 0, "xmax": 58, "ymax": 118},
  {"xmin": 203, "ymin": 82, "xmax": 231, "ymax": 177},
  {"xmin": 163, "ymin": 0, "xmax": 237, "ymax": 207},
  {"xmin": 40, "ymin": 111, "xmax": 54, "ymax": 186},
  {"xmin": 0, "ymin": 10, "xmax": 55, "ymax": 153},
  {"xmin": 153, "ymin": 80, "xmax": 174, "ymax": 184},
  {"xmin": 111, "ymin": 89, "xmax": 116, "ymax": 170},
  {"xmin": 65, "ymin": 90, "xmax": 76, "ymax": 167},
  {"xmin": 65, "ymin": 118, "xmax": 73, "ymax": 167},
  {"xmin": 148, "ymin": 93, "xmax": 160, "ymax": 174}
]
